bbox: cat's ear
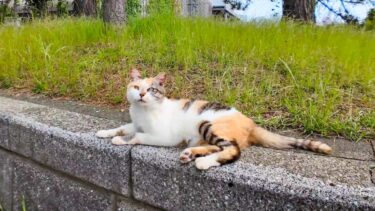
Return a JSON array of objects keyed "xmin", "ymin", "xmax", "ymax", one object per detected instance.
[
  {"xmin": 154, "ymin": 72, "xmax": 166, "ymax": 86},
  {"xmin": 130, "ymin": 68, "xmax": 141, "ymax": 81}
]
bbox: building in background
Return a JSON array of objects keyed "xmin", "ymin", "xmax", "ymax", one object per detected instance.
[
  {"xmin": 180, "ymin": 0, "xmax": 240, "ymax": 19},
  {"xmin": 181, "ymin": 0, "xmax": 212, "ymax": 17},
  {"xmin": 212, "ymin": 0, "xmax": 239, "ymax": 19}
]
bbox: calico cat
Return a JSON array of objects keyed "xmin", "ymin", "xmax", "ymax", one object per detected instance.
[{"xmin": 96, "ymin": 69, "xmax": 332, "ymax": 170}]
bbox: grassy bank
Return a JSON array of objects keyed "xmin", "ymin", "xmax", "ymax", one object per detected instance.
[{"xmin": 0, "ymin": 16, "xmax": 374, "ymax": 141}]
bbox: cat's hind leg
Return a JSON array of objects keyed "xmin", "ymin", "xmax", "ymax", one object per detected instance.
[
  {"xmin": 96, "ymin": 123, "xmax": 135, "ymax": 138},
  {"xmin": 195, "ymin": 142, "xmax": 241, "ymax": 170},
  {"xmin": 179, "ymin": 145, "xmax": 221, "ymax": 163}
]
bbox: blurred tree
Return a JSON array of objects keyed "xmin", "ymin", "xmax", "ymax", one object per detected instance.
[
  {"xmin": 73, "ymin": 0, "xmax": 97, "ymax": 17},
  {"xmin": 289, "ymin": 0, "xmax": 375, "ymax": 23},
  {"xmin": 283, "ymin": 0, "xmax": 316, "ymax": 21},
  {"xmin": 127, "ymin": 0, "xmax": 141, "ymax": 17},
  {"xmin": 0, "ymin": 3, "xmax": 10, "ymax": 22},
  {"xmin": 103, "ymin": 0, "xmax": 125, "ymax": 23},
  {"xmin": 26, "ymin": 0, "xmax": 50, "ymax": 16},
  {"xmin": 56, "ymin": 0, "xmax": 68, "ymax": 17},
  {"xmin": 364, "ymin": 8, "xmax": 375, "ymax": 29}
]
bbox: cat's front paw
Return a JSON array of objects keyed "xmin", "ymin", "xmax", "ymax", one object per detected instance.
[
  {"xmin": 111, "ymin": 136, "xmax": 127, "ymax": 145},
  {"xmin": 127, "ymin": 137, "xmax": 140, "ymax": 145},
  {"xmin": 111, "ymin": 136, "xmax": 140, "ymax": 145},
  {"xmin": 96, "ymin": 130, "xmax": 112, "ymax": 138},
  {"xmin": 179, "ymin": 149, "xmax": 194, "ymax": 164}
]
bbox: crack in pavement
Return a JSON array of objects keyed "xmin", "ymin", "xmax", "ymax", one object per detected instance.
[
  {"xmin": 370, "ymin": 168, "xmax": 375, "ymax": 185},
  {"xmin": 369, "ymin": 140, "xmax": 375, "ymax": 159}
]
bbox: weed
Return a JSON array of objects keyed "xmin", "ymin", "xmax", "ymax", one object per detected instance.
[
  {"xmin": 21, "ymin": 195, "xmax": 26, "ymax": 211},
  {"xmin": 32, "ymin": 81, "xmax": 47, "ymax": 94},
  {"xmin": 0, "ymin": 76, "xmax": 11, "ymax": 88}
]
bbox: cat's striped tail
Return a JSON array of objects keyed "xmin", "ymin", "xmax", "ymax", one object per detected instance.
[{"xmin": 252, "ymin": 127, "xmax": 332, "ymax": 154}]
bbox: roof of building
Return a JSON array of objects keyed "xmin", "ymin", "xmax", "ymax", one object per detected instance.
[{"xmin": 212, "ymin": 0, "xmax": 240, "ymax": 19}]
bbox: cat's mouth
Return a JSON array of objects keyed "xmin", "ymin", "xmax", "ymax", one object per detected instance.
[{"xmin": 138, "ymin": 99, "xmax": 146, "ymax": 103}]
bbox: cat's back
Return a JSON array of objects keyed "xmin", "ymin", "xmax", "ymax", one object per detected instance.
[{"xmin": 167, "ymin": 98, "xmax": 239, "ymax": 122}]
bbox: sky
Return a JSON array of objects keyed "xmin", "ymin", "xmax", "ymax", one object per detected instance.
[{"xmin": 225, "ymin": 0, "xmax": 375, "ymax": 24}]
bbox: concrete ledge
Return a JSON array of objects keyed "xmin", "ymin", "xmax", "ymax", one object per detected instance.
[
  {"xmin": 0, "ymin": 149, "xmax": 156, "ymax": 211},
  {"xmin": 132, "ymin": 147, "xmax": 375, "ymax": 210},
  {"xmin": 0, "ymin": 96, "xmax": 374, "ymax": 210},
  {"xmin": 0, "ymin": 97, "xmax": 158, "ymax": 211},
  {"xmin": 0, "ymin": 149, "xmax": 12, "ymax": 211},
  {"xmin": 10, "ymin": 150, "xmax": 113, "ymax": 211},
  {"xmin": 0, "ymin": 113, "xmax": 132, "ymax": 197}
]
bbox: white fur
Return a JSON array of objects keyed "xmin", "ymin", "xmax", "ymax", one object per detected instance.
[
  {"xmin": 179, "ymin": 148, "xmax": 193, "ymax": 163},
  {"xmin": 111, "ymin": 136, "xmax": 127, "ymax": 145},
  {"xmin": 128, "ymin": 98, "xmax": 237, "ymax": 147},
  {"xmin": 96, "ymin": 124, "xmax": 135, "ymax": 138},
  {"xmin": 96, "ymin": 130, "xmax": 114, "ymax": 138},
  {"xmin": 195, "ymin": 154, "xmax": 220, "ymax": 170}
]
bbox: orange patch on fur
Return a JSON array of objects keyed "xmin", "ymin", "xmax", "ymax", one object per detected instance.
[
  {"xmin": 144, "ymin": 78, "xmax": 154, "ymax": 85},
  {"xmin": 211, "ymin": 113, "xmax": 257, "ymax": 149},
  {"xmin": 127, "ymin": 77, "xmax": 154, "ymax": 88},
  {"xmin": 190, "ymin": 145, "xmax": 221, "ymax": 155},
  {"xmin": 216, "ymin": 145, "xmax": 240, "ymax": 163}
]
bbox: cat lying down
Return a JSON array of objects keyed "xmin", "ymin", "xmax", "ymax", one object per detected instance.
[{"xmin": 96, "ymin": 69, "xmax": 332, "ymax": 170}]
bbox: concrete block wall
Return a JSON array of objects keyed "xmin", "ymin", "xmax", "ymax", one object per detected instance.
[
  {"xmin": 0, "ymin": 114, "xmax": 157, "ymax": 211},
  {"xmin": 0, "ymin": 97, "xmax": 374, "ymax": 210}
]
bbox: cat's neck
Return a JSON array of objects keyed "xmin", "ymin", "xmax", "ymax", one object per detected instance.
[{"xmin": 130, "ymin": 98, "xmax": 168, "ymax": 112}]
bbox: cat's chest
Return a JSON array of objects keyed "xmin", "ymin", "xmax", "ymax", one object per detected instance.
[{"xmin": 131, "ymin": 109, "xmax": 167, "ymax": 133}]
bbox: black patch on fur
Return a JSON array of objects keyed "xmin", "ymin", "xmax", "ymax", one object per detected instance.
[
  {"xmin": 149, "ymin": 86, "xmax": 165, "ymax": 100},
  {"xmin": 208, "ymin": 133, "xmax": 217, "ymax": 144},
  {"xmin": 216, "ymin": 139, "xmax": 233, "ymax": 147},
  {"xmin": 217, "ymin": 140, "xmax": 241, "ymax": 165},
  {"xmin": 203, "ymin": 124, "xmax": 212, "ymax": 140},
  {"xmin": 199, "ymin": 121, "xmax": 210, "ymax": 134},
  {"xmin": 199, "ymin": 102, "xmax": 231, "ymax": 114},
  {"xmin": 153, "ymin": 87, "xmax": 164, "ymax": 95},
  {"xmin": 183, "ymin": 100, "xmax": 194, "ymax": 111},
  {"xmin": 291, "ymin": 139, "xmax": 320, "ymax": 152},
  {"xmin": 212, "ymin": 138, "xmax": 223, "ymax": 145}
]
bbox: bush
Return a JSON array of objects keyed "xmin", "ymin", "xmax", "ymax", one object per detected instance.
[
  {"xmin": 0, "ymin": 4, "xmax": 11, "ymax": 23},
  {"xmin": 57, "ymin": 0, "xmax": 69, "ymax": 17},
  {"xmin": 127, "ymin": 0, "xmax": 141, "ymax": 18},
  {"xmin": 364, "ymin": 8, "xmax": 375, "ymax": 30}
]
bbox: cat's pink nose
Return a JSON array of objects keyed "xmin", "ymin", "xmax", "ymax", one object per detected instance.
[{"xmin": 139, "ymin": 93, "xmax": 145, "ymax": 97}]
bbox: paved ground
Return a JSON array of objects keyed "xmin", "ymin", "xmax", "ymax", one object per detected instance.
[{"xmin": 1, "ymin": 90, "xmax": 374, "ymax": 188}]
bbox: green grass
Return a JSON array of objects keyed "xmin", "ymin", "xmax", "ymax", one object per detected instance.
[
  {"xmin": 21, "ymin": 195, "xmax": 27, "ymax": 211},
  {"xmin": 0, "ymin": 15, "xmax": 374, "ymax": 141}
]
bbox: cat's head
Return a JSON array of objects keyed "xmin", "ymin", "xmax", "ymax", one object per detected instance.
[{"xmin": 126, "ymin": 69, "xmax": 166, "ymax": 107}]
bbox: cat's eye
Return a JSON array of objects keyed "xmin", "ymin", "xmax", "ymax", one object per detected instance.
[
  {"xmin": 147, "ymin": 87, "xmax": 157, "ymax": 92},
  {"xmin": 134, "ymin": 85, "xmax": 139, "ymax": 90}
]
